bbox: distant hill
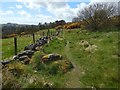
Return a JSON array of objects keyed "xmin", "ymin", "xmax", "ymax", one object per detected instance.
[{"xmin": 1, "ymin": 20, "xmax": 66, "ymax": 38}]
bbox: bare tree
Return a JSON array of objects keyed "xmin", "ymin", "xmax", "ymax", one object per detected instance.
[
  {"xmin": 77, "ymin": 3, "xmax": 117, "ymax": 30},
  {"xmin": 72, "ymin": 17, "xmax": 81, "ymax": 22}
]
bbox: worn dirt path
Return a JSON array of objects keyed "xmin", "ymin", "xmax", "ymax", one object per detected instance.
[{"xmin": 64, "ymin": 41, "xmax": 82, "ymax": 88}]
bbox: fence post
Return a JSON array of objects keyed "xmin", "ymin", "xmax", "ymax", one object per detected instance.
[
  {"xmin": 32, "ymin": 33, "xmax": 35, "ymax": 43},
  {"xmin": 14, "ymin": 37, "xmax": 17, "ymax": 55}
]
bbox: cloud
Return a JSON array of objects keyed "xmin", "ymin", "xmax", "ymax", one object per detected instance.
[
  {"xmin": 0, "ymin": 10, "xmax": 13, "ymax": 16},
  {"xmin": 6, "ymin": 10, "xmax": 14, "ymax": 14},
  {"xmin": 46, "ymin": 2, "xmax": 88, "ymax": 21},
  {"xmin": 16, "ymin": 0, "xmax": 89, "ymax": 3},
  {"xmin": 15, "ymin": 0, "xmax": 90, "ymax": 23},
  {"xmin": 1, "ymin": 13, "xmax": 55, "ymax": 25},
  {"xmin": 91, "ymin": 0, "xmax": 119, "ymax": 2},
  {"xmin": 16, "ymin": 0, "xmax": 41, "ymax": 9},
  {"xmin": 16, "ymin": 0, "xmax": 22, "ymax": 2},
  {"xmin": 1, "ymin": 17, "xmax": 38, "ymax": 25},
  {"xmin": 16, "ymin": 4, "xmax": 22, "ymax": 9},
  {"xmin": 16, "ymin": 0, "xmax": 77, "ymax": 21},
  {"xmin": 17, "ymin": 10, "xmax": 31, "ymax": 18},
  {"xmin": 0, "ymin": 10, "xmax": 6, "ymax": 16},
  {"xmin": 77, "ymin": 3, "xmax": 87, "ymax": 9},
  {"xmin": 35, "ymin": 14, "xmax": 56, "ymax": 24},
  {"xmin": 73, "ymin": 3, "xmax": 88, "ymax": 14}
]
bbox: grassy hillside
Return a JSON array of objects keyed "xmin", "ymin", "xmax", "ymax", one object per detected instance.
[
  {"xmin": 2, "ymin": 29, "xmax": 55, "ymax": 60},
  {"xmin": 2, "ymin": 28, "xmax": 119, "ymax": 88},
  {"xmin": 43, "ymin": 28, "xmax": 119, "ymax": 88}
]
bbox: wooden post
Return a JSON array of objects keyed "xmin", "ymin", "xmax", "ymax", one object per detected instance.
[
  {"xmin": 14, "ymin": 37, "xmax": 17, "ymax": 55},
  {"xmin": 32, "ymin": 33, "xmax": 35, "ymax": 43}
]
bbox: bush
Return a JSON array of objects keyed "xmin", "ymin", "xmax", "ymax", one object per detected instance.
[
  {"xmin": 3, "ymin": 77, "xmax": 21, "ymax": 88},
  {"xmin": 31, "ymin": 51, "xmax": 45, "ymax": 71},
  {"xmin": 2, "ymin": 62, "xmax": 26, "ymax": 88},
  {"xmin": 5, "ymin": 34, "xmax": 18, "ymax": 38},
  {"xmin": 64, "ymin": 22, "xmax": 81, "ymax": 29},
  {"xmin": 48, "ymin": 62, "xmax": 60, "ymax": 75},
  {"xmin": 63, "ymin": 23, "xmax": 72, "ymax": 29},
  {"xmin": 7, "ymin": 62, "xmax": 27, "ymax": 77},
  {"xmin": 20, "ymin": 32, "xmax": 26, "ymax": 36}
]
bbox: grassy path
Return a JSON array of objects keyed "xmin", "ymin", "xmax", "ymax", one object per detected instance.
[{"xmin": 64, "ymin": 41, "xmax": 81, "ymax": 88}]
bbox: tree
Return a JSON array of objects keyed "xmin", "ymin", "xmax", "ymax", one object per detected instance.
[
  {"xmin": 72, "ymin": 17, "xmax": 81, "ymax": 22},
  {"xmin": 77, "ymin": 3, "xmax": 117, "ymax": 30},
  {"xmin": 55, "ymin": 20, "xmax": 66, "ymax": 26}
]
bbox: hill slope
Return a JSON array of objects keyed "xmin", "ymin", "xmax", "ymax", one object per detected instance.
[
  {"xmin": 43, "ymin": 28, "xmax": 119, "ymax": 88},
  {"xmin": 2, "ymin": 28, "xmax": 119, "ymax": 88}
]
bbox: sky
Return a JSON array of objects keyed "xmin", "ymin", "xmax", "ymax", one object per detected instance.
[{"xmin": 0, "ymin": 0, "xmax": 119, "ymax": 25}]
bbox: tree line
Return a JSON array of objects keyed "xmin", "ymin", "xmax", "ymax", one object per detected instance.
[{"xmin": 1, "ymin": 20, "xmax": 66, "ymax": 38}]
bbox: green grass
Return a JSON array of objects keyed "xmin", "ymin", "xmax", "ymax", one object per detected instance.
[
  {"xmin": 2, "ymin": 29, "xmax": 55, "ymax": 60},
  {"xmin": 43, "ymin": 28, "xmax": 119, "ymax": 88},
  {"xmin": 2, "ymin": 28, "xmax": 119, "ymax": 88}
]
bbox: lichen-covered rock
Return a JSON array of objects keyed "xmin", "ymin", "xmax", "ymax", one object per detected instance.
[{"xmin": 41, "ymin": 54, "xmax": 62, "ymax": 63}]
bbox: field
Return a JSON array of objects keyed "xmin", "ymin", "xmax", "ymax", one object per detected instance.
[
  {"xmin": 2, "ymin": 28, "xmax": 119, "ymax": 88},
  {"xmin": 2, "ymin": 29, "xmax": 55, "ymax": 60}
]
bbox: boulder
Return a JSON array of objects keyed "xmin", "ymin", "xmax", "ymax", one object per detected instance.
[
  {"xmin": 24, "ymin": 44, "xmax": 36, "ymax": 51},
  {"xmin": 24, "ymin": 36, "xmax": 49, "ymax": 51},
  {"xmin": 20, "ymin": 50, "xmax": 34, "ymax": 57},
  {"xmin": 13, "ymin": 55, "xmax": 30, "ymax": 64},
  {"xmin": 13, "ymin": 55, "xmax": 19, "ymax": 60},
  {"xmin": 43, "ymin": 36, "xmax": 48, "ymax": 40},
  {"xmin": 42, "ymin": 54, "xmax": 62, "ymax": 63},
  {"xmin": 19, "ymin": 56, "xmax": 30, "ymax": 64},
  {"xmin": 19, "ymin": 56, "xmax": 29, "ymax": 61},
  {"xmin": 13, "ymin": 50, "xmax": 34, "ymax": 60},
  {"xmin": 0, "ymin": 60, "xmax": 11, "ymax": 66}
]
